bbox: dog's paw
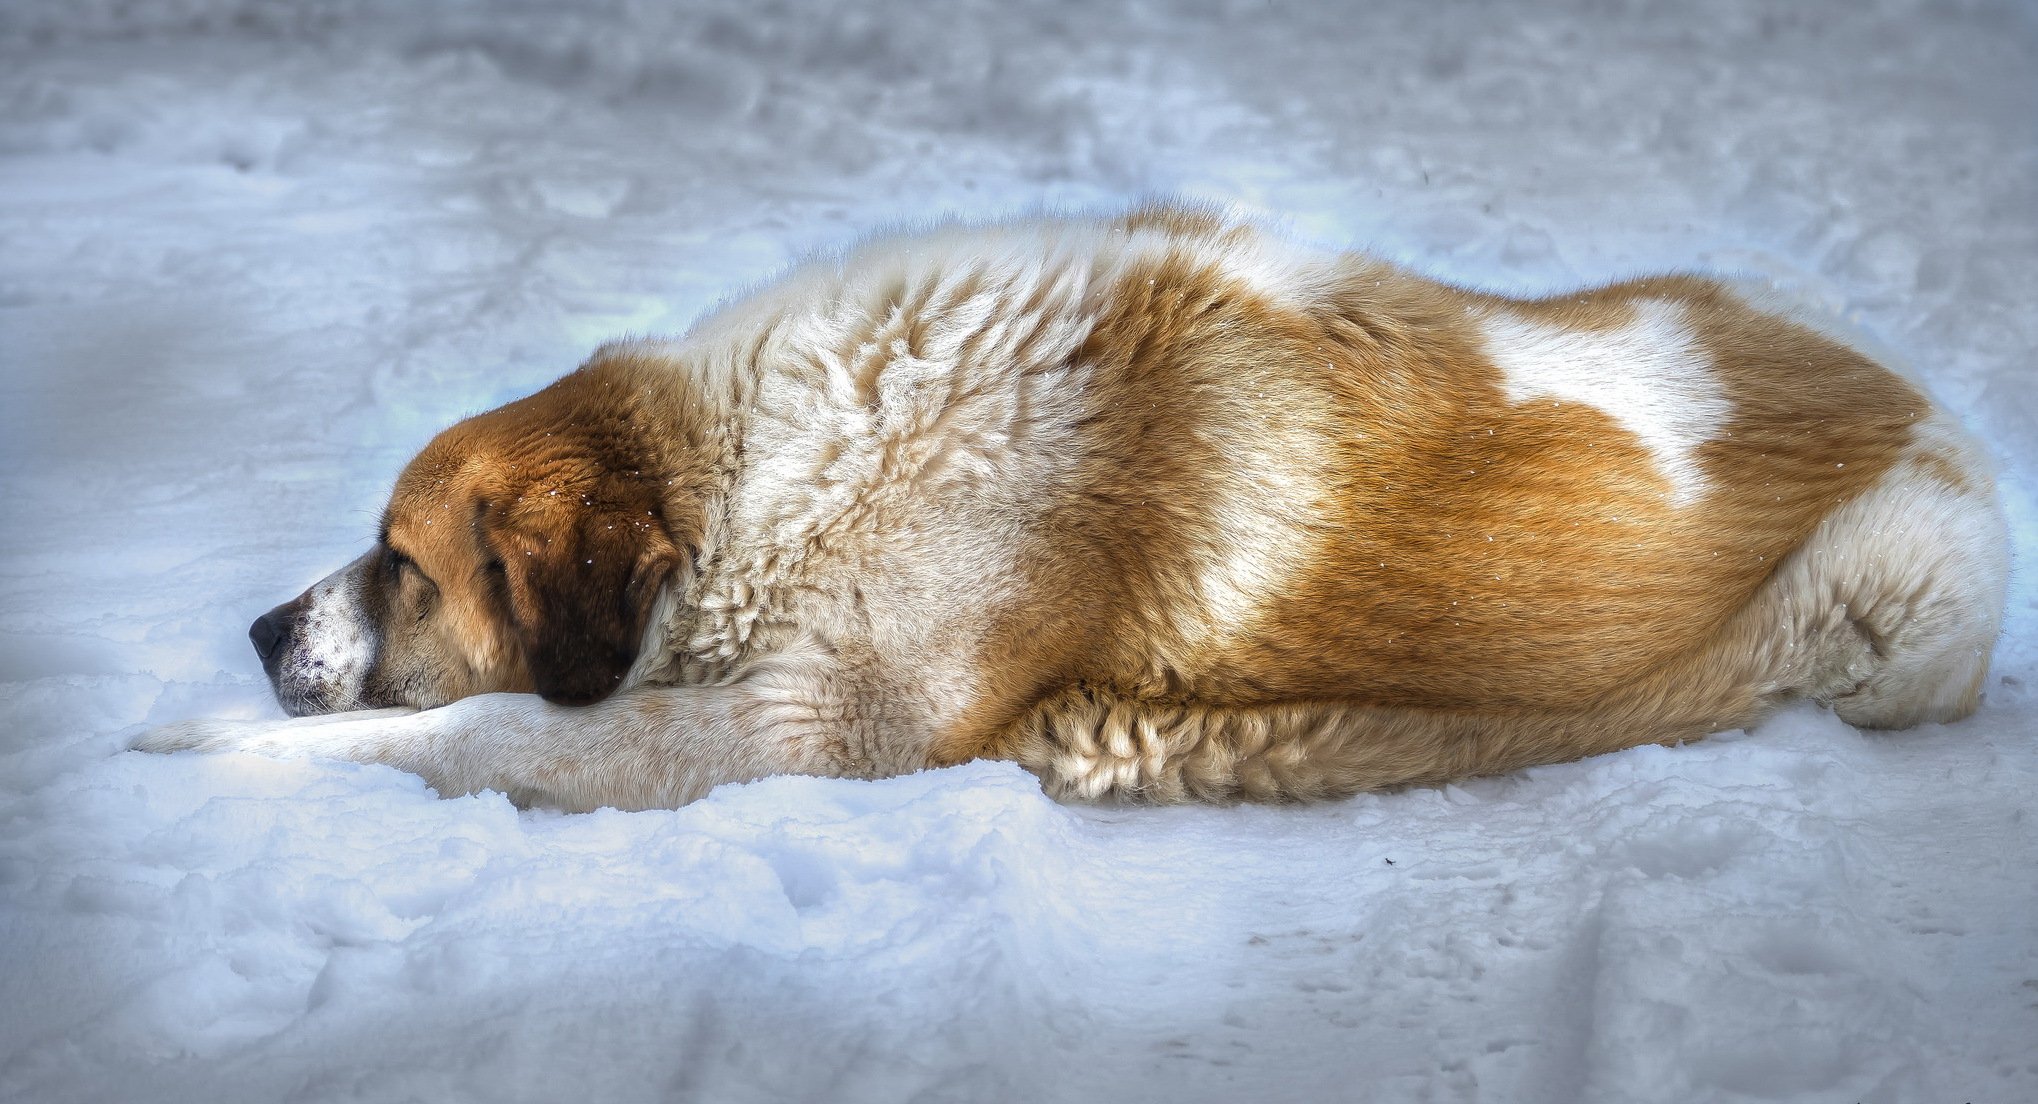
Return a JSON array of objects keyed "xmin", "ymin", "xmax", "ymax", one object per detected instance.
[
  {"xmin": 132, "ymin": 718, "xmax": 280, "ymax": 755},
  {"xmin": 130, "ymin": 709, "xmax": 417, "ymax": 758}
]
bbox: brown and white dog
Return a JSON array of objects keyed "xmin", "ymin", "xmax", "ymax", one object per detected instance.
[{"xmin": 137, "ymin": 206, "xmax": 2011, "ymax": 811}]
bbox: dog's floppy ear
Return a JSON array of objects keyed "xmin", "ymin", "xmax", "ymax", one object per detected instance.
[{"xmin": 481, "ymin": 495, "xmax": 680, "ymax": 706}]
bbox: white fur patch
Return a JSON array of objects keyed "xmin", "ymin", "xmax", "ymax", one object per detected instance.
[
  {"xmin": 671, "ymin": 221, "xmax": 1106, "ymax": 668},
  {"xmin": 1482, "ymin": 300, "xmax": 1730, "ymax": 506},
  {"xmin": 275, "ymin": 555, "xmax": 375, "ymax": 714},
  {"xmin": 1190, "ymin": 445, "xmax": 1322, "ymax": 648},
  {"xmin": 1200, "ymin": 228, "xmax": 1343, "ymax": 308}
]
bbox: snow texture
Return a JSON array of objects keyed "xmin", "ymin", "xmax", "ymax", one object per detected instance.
[{"xmin": 3, "ymin": 2, "xmax": 2035, "ymax": 1101}]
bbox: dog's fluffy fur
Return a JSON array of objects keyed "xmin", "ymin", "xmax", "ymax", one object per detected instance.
[{"xmin": 138, "ymin": 206, "xmax": 2012, "ymax": 811}]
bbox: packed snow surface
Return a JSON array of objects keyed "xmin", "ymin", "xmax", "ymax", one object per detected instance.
[{"xmin": 3, "ymin": 2, "xmax": 2035, "ymax": 1101}]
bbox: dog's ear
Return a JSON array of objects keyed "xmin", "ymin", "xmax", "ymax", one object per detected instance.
[{"xmin": 481, "ymin": 495, "xmax": 680, "ymax": 706}]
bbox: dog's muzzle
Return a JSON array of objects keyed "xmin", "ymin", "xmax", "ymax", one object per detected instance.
[{"xmin": 251, "ymin": 554, "xmax": 378, "ymax": 715}]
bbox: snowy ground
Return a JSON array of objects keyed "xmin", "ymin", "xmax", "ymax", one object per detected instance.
[{"xmin": 3, "ymin": 1, "xmax": 2035, "ymax": 1101}]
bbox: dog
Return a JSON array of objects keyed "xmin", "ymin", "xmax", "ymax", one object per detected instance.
[{"xmin": 137, "ymin": 205, "xmax": 2012, "ymax": 812}]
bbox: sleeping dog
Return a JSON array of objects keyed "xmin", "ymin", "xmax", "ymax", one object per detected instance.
[{"xmin": 138, "ymin": 206, "xmax": 2011, "ymax": 811}]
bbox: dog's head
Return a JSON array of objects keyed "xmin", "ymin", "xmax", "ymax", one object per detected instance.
[{"xmin": 252, "ymin": 363, "xmax": 705, "ymax": 715}]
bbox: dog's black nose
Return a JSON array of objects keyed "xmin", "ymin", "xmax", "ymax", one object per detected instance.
[{"xmin": 249, "ymin": 610, "xmax": 287, "ymax": 661}]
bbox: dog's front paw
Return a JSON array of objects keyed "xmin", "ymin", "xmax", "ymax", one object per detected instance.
[
  {"xmin": 132, "ymin": 708, "xmax": 420, "ymax": 760},
  {"xmin": 132, "ymin": 718, "xmax": 279, "ymax": 755}
]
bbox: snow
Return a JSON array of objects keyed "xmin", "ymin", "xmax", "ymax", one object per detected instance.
[{"xmin": 2, "ymin": 1, "xmax": 2035, "ymax": 1100}]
